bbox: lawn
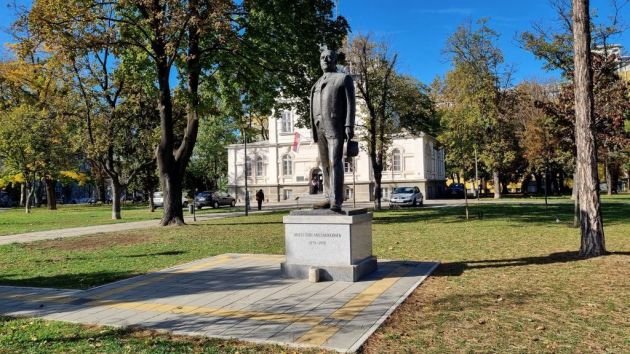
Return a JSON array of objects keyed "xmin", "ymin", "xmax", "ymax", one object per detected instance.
[
  {"xmin": 0, "ymin": 204, "xmax": 242, "ymax": 236},
  {"xmin": 0, "ymin": 201, "xmax": 628, "ymax": 353}
]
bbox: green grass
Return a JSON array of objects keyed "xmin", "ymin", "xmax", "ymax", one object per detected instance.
[
  {"xmin": 0, "ymin": 204, "xmax": 242, "ymax": 236},
  {"xmin": 0, "ymin": 201, "xmax": 628, "ymax": 353},
  {"xmin": 0, "ymin": 316, "xmax": 296, "ymax": 354}
]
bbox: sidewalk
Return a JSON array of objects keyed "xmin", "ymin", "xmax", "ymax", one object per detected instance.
[
  {"xmin": 0, "ymin": 209, "xmax": 274, "ymax": 246},
  {"xmin": 0, "ymin": 253, "xmax": 438, "ymax": 353},
  {"xmin": 1, "ymin": 199, "xmax": 465, "ymax": 246}
]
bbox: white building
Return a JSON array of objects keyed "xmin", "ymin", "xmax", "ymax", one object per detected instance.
[{"xmin": 227, "ymin": 109, "xmax": 446, "ymax": 203}]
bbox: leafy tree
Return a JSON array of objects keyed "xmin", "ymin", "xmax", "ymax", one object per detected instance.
[
  {"xmin": 0, "ymin": 50, "xmax": 76, "ymax": 211},
  {"xmin": 441, "ymin": 19, "xmax": 518, "ymax": 199},
  {"xmin": 27, "ymin": 0, "xmax": 348, "ymax": 225},
  {"xmin": 346, "ymin": 35, "xmax": 435, "ymax": 210}
]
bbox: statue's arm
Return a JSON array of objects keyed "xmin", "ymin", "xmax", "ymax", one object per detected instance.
[
  {"xmin": 310, "ymin": 84, "xmax": 318, "ymax": 143},
  {"xmin": 344, "ymin": 75, "xmax": 356, "ymax": 140}
]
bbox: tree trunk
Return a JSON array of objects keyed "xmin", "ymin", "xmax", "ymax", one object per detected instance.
[
  {"xmin": 462, "ymin": 169, "xmax": 469, "ymax": 219},
  {"xmin": 96, "ymin": 175, "xmax": 107, "ymax": 203},
  {"xmin": 20, "ymin": 183, "xmax": 26, "ymax": 207},
  {"xmin": 605, "ymin": 159, "xmax": 612, "ymax": 196},
  {"xmin": 159, "ymin": 170, "xmax": 184, "ymax": 225},
  {"xmin": 147, "ymin": 188, "xmax": 155, "ymax": 212},
  {"xmin": 572, "ymin": 0, "xmax": 606, "ymax": 257},
  {"xmin": 45, "ymin": 178, "xmax": 57, "ymax": 210},
  {"xmin": 373, "ymin": 167, "xmax": 382, "ymax": 211},
  {"xmin": 534, "ymin": 173, "xmax": 543, "ymax": 194},
  {"xmin": 493, "ymin": 170, "xmax": 501, "ymax": 199},
  {"xmin": 111, "ymin": 178, "xmax": 122, "ymax": 220},
  {"xmin": 610, "ymin": 163, "xmax": 619, "ymax": 194},
  {"xmin": 25, "ymin": 182, "xmax": 34, "ymax": 214},
  {"xmin": 33, "ymin": 181, "xmax": 41, "ymax": 207}
]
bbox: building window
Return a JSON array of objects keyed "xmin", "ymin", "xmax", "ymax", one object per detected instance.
[
  {"xmin": 344, "ymin": 160, "xmax": 353, "ymax": 173},
  {"xmin": 245, "ymin": 158, "xmax": 252, "ymax": 177},
  {"xmin": 392, "ymin": 149, "xmax": 401, "ymax": 172},
  {"xmin": 345, "ymin": 186, "xmax": 353, "ymax": 200},
  {"xmin": 282, "ymin": 154, "xmax": 293, "ymax": 176},
  {"xmin": 280, "ymin": 110, "xmax": 293, "ymax": 133},
  {"xmin": 381, "ymin": 187, "xmax": 390, "ymax": 200},
  {"xmin": 255, "ymin": 156, "xmax": 264, "ymax": 177},
  {"xmin": 283, "ymin": 189, "xmax": 293, "ymax": 200}
]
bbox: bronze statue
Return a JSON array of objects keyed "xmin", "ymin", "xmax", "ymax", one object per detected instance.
[{"xmin": 310, "ymin": 49, "xmax": 356, "ymax": 212}]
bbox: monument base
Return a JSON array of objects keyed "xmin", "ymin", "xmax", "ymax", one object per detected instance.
[
  {"xmin": 281, "ymin": 208, "xmax": 377, "ymax": 282},
  {"xmin": 281, "ymin": 256, "xmax": 377, "ymax": 282}
]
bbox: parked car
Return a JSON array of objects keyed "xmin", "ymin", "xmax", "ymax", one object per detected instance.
[
  {"xmin": 0, "ymin": 192, "xmax": 14, "ymax": 208},
  {"xmin": 194, "ymin": 191, "xmax": 236, "ymax": 209},
  {"xmin": 445, "ymin": 183, "xmax": 465, "ymax": 198},
  {"xmin": 153, "ymin": 192, "xmax": 189, "ymax": 208},
  {"xmin": 390, "ymin": 186, "xmax": 423, "ymax": 207}
]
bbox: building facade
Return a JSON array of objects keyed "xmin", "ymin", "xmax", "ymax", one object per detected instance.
[{"xmin": 227, "ymin": 109, "xmax": 446, "ymax": 203}]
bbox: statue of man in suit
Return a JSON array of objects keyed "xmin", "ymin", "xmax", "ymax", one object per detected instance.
[{"xmin": 310, "ymin": 49, "xmax": 356, "ymax": 212}]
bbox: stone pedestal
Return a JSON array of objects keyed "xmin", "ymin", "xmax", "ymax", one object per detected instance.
[{"xmin": 281, "ymin": 209, "xmax": 377, "ymax": 282}]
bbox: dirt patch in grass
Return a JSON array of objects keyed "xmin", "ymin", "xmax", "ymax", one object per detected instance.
[{"xmin": 26, "ymin": 233, "xmax": 154, "ymax": 251}]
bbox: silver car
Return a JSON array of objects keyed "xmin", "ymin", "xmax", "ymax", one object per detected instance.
[
  {"xmin": 390, "ymin": 186, "xmax": 423, "ymax": 207},
  {"xmin": 153, "ymin": 192, "xmax": 189, "ymax": 208}
]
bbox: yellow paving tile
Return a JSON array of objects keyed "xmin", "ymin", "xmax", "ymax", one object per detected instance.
[{"xmin": 296, "ymin": 324, "xmax": 341, "ymax": 346}]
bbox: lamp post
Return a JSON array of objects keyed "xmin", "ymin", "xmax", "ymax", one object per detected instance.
[
  {"xmin": 243, "ymin": 112, "xmax": 252, "ymax": 216},
  {"xmin": 353, "ymin": 158, "xmax": 356, "ymax": 208}
]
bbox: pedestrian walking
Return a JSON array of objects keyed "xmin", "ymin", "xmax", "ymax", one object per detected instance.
[{"xmin": 255, "ymin": 189, "xmax": 265, "ymax": 211}]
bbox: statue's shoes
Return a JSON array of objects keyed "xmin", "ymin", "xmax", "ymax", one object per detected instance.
[
  {"xmin": 330, "ymin": 205, "xmax": 343, "ymax": 213},
  {"xmin": 312, "ymin": 200, "xmax": 331, "ymax": 209}
]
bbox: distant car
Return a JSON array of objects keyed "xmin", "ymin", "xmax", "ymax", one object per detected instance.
[
  {"xmin": 445, "ymin": 183, "xmax": 465, "ymax": 198},
  {"xmin": 390, "ymin": 186, "xmax": 423, "ymax": 207},
  {"xmin": 195, "ymin": 191, "xmax": 236, "ymax": 209},
  {"xmin": 0, "ymin": 192, "xmax": 14, "ymax": 208},
  {"xmin": 153, "ymin": 192, "xmax": 189, "ymax": 208}
]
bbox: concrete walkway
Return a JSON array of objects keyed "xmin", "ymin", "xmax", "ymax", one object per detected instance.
[
  {"xmin": 0, "ymin": 254, "xmax": 438, "ymax": 353},
  {"xmin": 0, "ymin": 210, "xmax": 272, "ymax": 246},
  {"xmin": 0, "ymin": 200, "xmax": 466, "ymax": 246}
]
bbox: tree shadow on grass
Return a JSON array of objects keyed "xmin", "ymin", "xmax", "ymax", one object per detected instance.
[
  {"xmin": 122, "ymin": 251, "xmax": 186, "ymax": 258},
  {"xmin": 0, "ymin": 271, "xmax": 137, "ymax": 290},
  {"xmin": 435, "ymin": 251, "xmax": 630, "ymax": 277}
]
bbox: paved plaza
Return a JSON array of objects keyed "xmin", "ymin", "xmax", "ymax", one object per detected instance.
[{"xmin": 0, "ymin": 253, "xmax": 438, "ymax": 352}]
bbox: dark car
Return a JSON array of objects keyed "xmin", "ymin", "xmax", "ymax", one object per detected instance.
[
  {"xmin": 445, "ymin": 183, "xmax": 466, "ymax": 198},
  {"xmin": 195, "ymin": 191, "xmax": 236, "ymax": 209},
  {"xmin": 0, "ymin": 192, "xmax": 14, "ymax": 208}
]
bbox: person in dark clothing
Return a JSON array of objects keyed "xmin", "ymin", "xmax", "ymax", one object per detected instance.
[{"xmin": 255, "ymin": 189, "xmax": 264, "ymax": 211}]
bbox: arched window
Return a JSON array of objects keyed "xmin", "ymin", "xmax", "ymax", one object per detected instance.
[
  {"xmin": 282, "ymin": 154, "xmax": 293, "ymax": 176},
  {"xmin": 280, "ymin": 110, "xmax": 293, "ymax": 133},
  {"xmin": 245, "ymin": 158, "xmax": 253, "ymax": 177},
  {"xmin": 392, "ymin": 149, "xmax": 402, "ymax": 172},
  {"xmin": 255, "ymin": 156, "xmax": 264, "ymax": 177}
]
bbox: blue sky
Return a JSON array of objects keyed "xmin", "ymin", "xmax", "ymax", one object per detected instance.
[
  {"xmin": 339, "ymin": 0, "xmax": 629, "ymax": 84},
  {"xmin": 1, "ymin": 0, "xmax": 628, "ymax": 84}
]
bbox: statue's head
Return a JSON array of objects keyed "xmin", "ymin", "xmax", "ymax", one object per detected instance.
[{"xmin": 320, "ymin": 49, "xmax": 337, "ymax": 73}]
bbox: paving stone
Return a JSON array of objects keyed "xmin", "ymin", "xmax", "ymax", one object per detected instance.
[{"xmin": 0, "ymin": 254, "xmax": 437, "ymax": 353}]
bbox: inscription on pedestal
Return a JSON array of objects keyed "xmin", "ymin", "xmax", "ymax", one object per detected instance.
[{"xmin": 281, "ymin": 211, "xmax": 377, "ymax": 282}]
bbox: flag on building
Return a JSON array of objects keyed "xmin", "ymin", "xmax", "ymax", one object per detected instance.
[{"xmin": 291, "ymin": 132, "xmax": 301, "ymax": 153}]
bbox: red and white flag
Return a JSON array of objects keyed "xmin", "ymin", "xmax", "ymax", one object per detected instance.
[{"xmin": 291, "ymin": 131, "xmax": 301, "ymax": 153}]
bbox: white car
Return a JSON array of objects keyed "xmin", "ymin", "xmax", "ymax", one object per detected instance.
[
  {"xmin": 153, "ymin": 192, "xmax": 189, "ymax": 208},
  {"xmin": 389, "ymin": 186, "xmax": 423, "ymax": 207}
]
